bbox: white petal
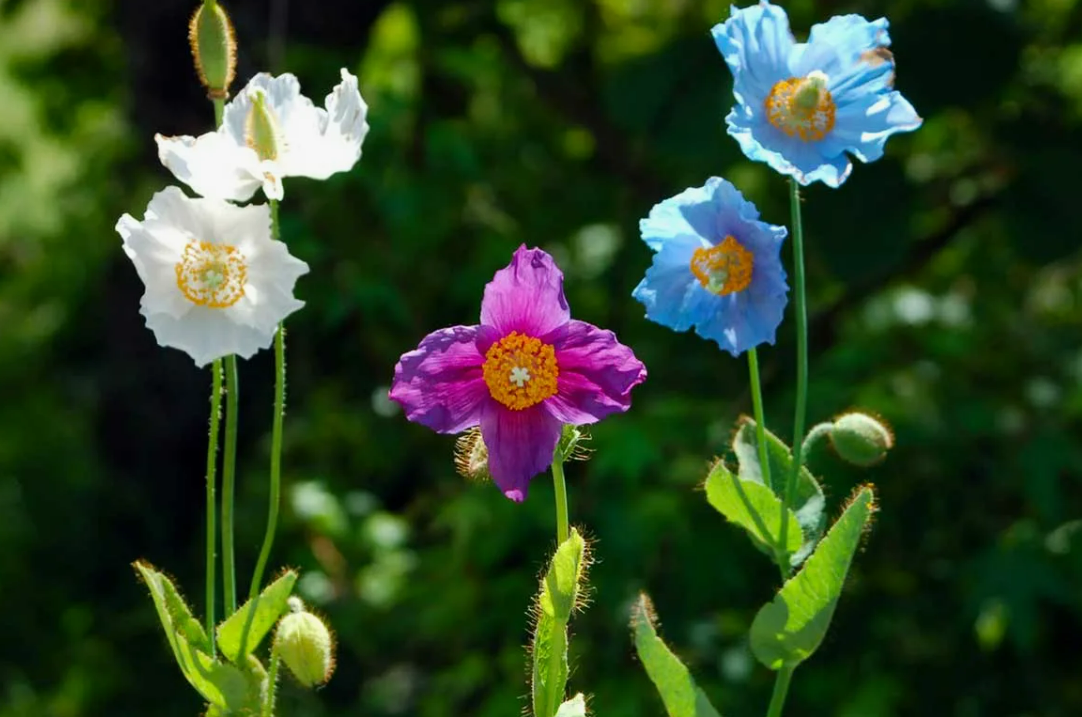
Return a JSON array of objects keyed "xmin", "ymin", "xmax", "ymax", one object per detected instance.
[
  {"xmin": 156, "ymin": 132, "xmax": 264, "ymax": 202},
  {"xmin": 143, "ymin": 306, "xmax": 277, "ymax": 367},
  {"xmin": 279, "ymin": 68, "xmax": 369, "ymax": 180},
  {"xmin": 118, "ymin": 188, "xmax": 197, "ymax": 319},
  {"xmin": 223, "ymin": 73, "xmax": 313, "ymax": 145},
  {"xmin": 195, "ymin": 195, "xmax": 272, "ymax": 251}
]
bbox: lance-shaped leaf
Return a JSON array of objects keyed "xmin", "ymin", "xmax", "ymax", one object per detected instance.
[
  {"xmin": 705, "ymin": 461, "xmax": 802, "ymax": 556},
  {"xmin": 217, "ymin": 570, "xmax": 298, "ymax": 664},
  {"xmin": 632, "ymin": 594, "xmax": 722, "ymax": 717},
  {"xmin": 556, "ymin": 694, "xmax": 588, "ymax": 717},
  {"xmin": 133, "ymin": 562, "xmax": 255, "ymax": 711},
  {"xmin": 732, "ymin": 419, "xmax": 826, "ymax": 563},
  {"xmin": 532, "ymin": 529, "xmax": 587, "ymax": 717},
  {"xmin": 750, "ymin": 486, "xmax": 877, "ymax": 669}
]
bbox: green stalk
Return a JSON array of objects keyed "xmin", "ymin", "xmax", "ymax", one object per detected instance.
[
  {"xmin": 765, "ymin": 664, "xmax": 795, "ymax": 717},
  {"xmin": 778, "ymin": 178, "xmax": 809, "ymax": 577},
  {"xmin": 747, "ymin": 348, "xmax": 785, "ymax": 580},
  {"xmin": 222, "ymin": 355, "xmax": 239, "ymax": 614},
  {"xmin": 205, "ymin": 359, "xmax": 223, "ymax": 653},
  {"xmin": 249, "ymin": 199, "xmax": 284, "ymax": 599},
  {"xmin": 213, "ymin": 97, "xmax": 224, "ymax": 127},
  {"xmin": 552, "ymin": 454, "xmax": 570, "ymax": 545}
]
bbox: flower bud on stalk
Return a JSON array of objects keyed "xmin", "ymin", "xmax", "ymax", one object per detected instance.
[
  {"xmin": 274, "ymin": 597, "xmax": 335, "ymax": 687},
  {"xmin": 829, "ymin": 412, "xmax": 894, "ymax": 467},
  {"xmin": 189, "ymin": 1, "xmax": 237, "ymax": 100}
]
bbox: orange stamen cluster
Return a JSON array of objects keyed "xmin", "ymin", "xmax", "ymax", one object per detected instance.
[
  {"xmin": 689, "ymin": 235, "xmax": 754, "ymax": 296},
  {"xmin": 482, "ymin": 331, "xmax": 559, "ymax": 410},
  {"xmin": 175, "ymin": 240, "xmax": 247, "ymax": 308},
  {"xmin": 764, "ymin": 74, "xmax": 836, "ymax": 142}
]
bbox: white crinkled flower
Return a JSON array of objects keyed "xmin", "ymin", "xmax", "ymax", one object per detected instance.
[
  {"xmin": 117, "ymin": 186, "xmax": 309, "ymax": 366},
  {"xmin": 156, "ymin": 69, "xmax": 369, "ymax": 201}
]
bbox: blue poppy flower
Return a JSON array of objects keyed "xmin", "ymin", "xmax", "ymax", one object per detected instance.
[
  {"xmin": 632, "ymin": 177, "xmax": 788, "ymax": 356},
  {"xmin": 713, "ymin": 1, "xmax": 922, "ymax": 187}
]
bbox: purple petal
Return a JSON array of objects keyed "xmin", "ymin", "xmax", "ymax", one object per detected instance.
[
  {"xmin": 543, "ymin": 320, "xmax": 647, "ymax": 424},
  {"xmin": 480, "ymin": 245, "xmax": 570, "ymax": 337},
  {"xmin": 480, "ymin": 402, "xmax": 562, "ymax": 502},
  {"xmin": 389, "ymin": 325, "xmax": 488, "ymax": 433}
]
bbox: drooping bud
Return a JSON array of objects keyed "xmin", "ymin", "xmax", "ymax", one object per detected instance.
[
  {"xmin": 274, "ymin": 597, "xmax": 335, "ymax": 688},
  {"xmin": 454, "ymin": 427, "xmax": 490, "ymax": 482},
  {"xmin": 829, "ymin": 412, "xmax": 894, "ymax": 467},
  {"xmin": 244, "ymin": 90, "xmax": 285, "ymax": 161},
  {"xmin": 188, "ymin": 2, "xmax": 237, "ymax": 100}
]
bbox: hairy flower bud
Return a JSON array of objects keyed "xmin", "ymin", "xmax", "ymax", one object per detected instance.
[
  {"xmin": 189, "ymin": 1, "xmax": 237, "ymax": 100},
  {"xmin": 829, "ymin": 412, "xmax": 894, "ymax": 467},
  {"xmin": 274, "ymin": 597, "xmax": 335, "ymax": 687},
  {"xmin": 454, "ymin": 427, "xmax": 490, "ymax": 482}
]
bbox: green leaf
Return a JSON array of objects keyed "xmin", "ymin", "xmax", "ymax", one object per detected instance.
[
  {"xmin": 749, "ymin": 487, "xmax": 877, "ymax": 670},
  {"xmin": 631, "ymin": 593, "xmax": 722, "ymax": 717},
  {"xmin": 217, "ymin": 570, "xmax": 298, "ymax": 664},
  {"xmin": 556, "ymin": 694, "xmax": 588, "ymax": 717},
  {"xmin": 133, "ymin": 562, "xmax": 256, "ymax": 710},
  {"xmin": 704, "ymin": 461, "xmax": 802, "ymax": 556},
  {"xmin": 732, "ymin": 419, "xmax": 826, "ymax": 563},
  {"xmin": 532, "ymin": 529, "xmax": 587, "ymax": 717}
]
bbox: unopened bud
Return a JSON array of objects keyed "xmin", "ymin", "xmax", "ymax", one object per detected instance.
[
  {"xmin": 454, "ymin": 427, "xmax": 490, "ymax": 482},
  {"xmin": 558, "ymin": 424, "xmax": 592, "ymax": 463},
  {"xmin": 274, "ymin": 598, "xmax": 335, "ymax": 687},
  {"xmin": 244, "ymin": 90, "xmax": 285, "ymax": 161},
  {"xmin": 189, "ymin": 1, "xmax": 237, "ymax": 100},
  {"xmin": 830, "ymin": 412, "xmax": 893, "ymax": 467}
]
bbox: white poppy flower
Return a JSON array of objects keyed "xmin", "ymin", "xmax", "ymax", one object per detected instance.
[
  {"xmin": 117, "ymin": 186, "xmax": 309, "ymax": 366},
  {"xmin": 156, "ymin": 68, "xmax": 369, "ymax": 201}
]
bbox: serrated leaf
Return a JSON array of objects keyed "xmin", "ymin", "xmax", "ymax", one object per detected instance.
[
  {"xmin": 556, "ymin": 694, "xmax": 588, "ymax": 717},
  {"xmin": 632, "ymin": 594, "xmax": 722, "ymax": 717},
  {"xmin": 532, "ymin": 530, "xmax": 587, "ymax": 717},
  {"xmin": 217, "ymin": 570, "xmax": 298, "ymax": 664},
  {"xmin": 705, "ymin": 461, "xmax": 802, "ymax": 555},
  {"xmin": 134, "ymin": 562, "xmax": 256, "ymax": 710},
  {"xmin": 749, "ymin": 487, "xmax": 877, "ymax": 670},
  {"xmin": 732, "ymin": 419, "xmax": 826, "ymax": 563}
]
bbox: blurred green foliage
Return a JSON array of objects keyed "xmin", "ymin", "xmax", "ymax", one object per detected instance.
[{"xmin": 1, "ymin": 0, "xmax": 1080, "ymax": 715}]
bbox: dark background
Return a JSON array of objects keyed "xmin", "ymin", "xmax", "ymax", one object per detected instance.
[{"xmin": 1, "ymin": 0, "xmax": 1080, "ymax": 715}]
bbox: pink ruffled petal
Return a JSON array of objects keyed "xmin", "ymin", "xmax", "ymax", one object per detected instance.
[
  {"xmin": 480, "ymin": 402, "xmax": 562, "ymax": 502},
  {"xmin": 480, "ymin": 245, "xmax": 570, "ymax": 337},
  {"xmin": 543, "ymin": 320, "xmax": 647, "ymax": 424},
  {"xmin": 389, "ymin": 325, "xmax": 488, "ymax": 433}
]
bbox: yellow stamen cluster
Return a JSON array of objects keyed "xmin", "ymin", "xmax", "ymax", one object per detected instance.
[
  {"xmin": 689, "ymin": 235, "xmax": 754, "ymax": 296},
  {"xmin": 482, "ymin": 332, "xmax": 559, "ymax": 410},
  {"xmin": 765, "ymin": 72, "xmax": 836, "ymax": 142},
  {"xmin": 175, "ymin": 240, "xmax": 247, "ymax": 308}
]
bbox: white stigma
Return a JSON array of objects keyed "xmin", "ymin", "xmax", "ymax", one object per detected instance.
[{"xmin": 509, "ymin": 366, "xmax": 531, "ymax": 388}]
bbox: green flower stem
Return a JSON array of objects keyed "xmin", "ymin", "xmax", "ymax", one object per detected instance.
[
  {"xmin": 261, "ymin": 646, "xmax": 281, "ymax": 717},
  {"xmin": 552, "ymin": 454, "xmax": 570, "ymax": 545},
  {"xmin": 747, "ymin": 348, "xmax": 785, "ymax": 580},
  {"xmin": 801, "ymin": 422, "xmax": 832, "ymax": 458},
  {"xmin": 213, "ymin": 97, "xmax": 224, "ymax": 127},
  {"xmin": 222, "ymin": 354, "xmax": 240, "ymax": 614},
  {"xmin": 778, "ymin": 178, "xmax": 809, "ymax": 577},
  {"xmin": 205, "ymin": 359, "xmax": 223, "ymax": 653},
  {"xmin": 249, "ymin": 199, "xmax": 284, "ymax": 600},
  {"xmin": 765, "ymin": 664, "xmax": 795, "ymax": 717}
]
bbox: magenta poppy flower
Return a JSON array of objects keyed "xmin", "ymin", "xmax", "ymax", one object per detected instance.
[{"xmin": 390, "ymin": 246, "xmax": 647, "ymax": 502}]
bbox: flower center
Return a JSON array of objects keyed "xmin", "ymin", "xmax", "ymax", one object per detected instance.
[
  {"xmin": 244, "ymin": 90, "xmax": 285, "ymax": 161},
  {"xmin": 482, "ymin": 331, "xmax": 559, "ymax": 411},
  {"xmin": 689, "ymin": 235, "xmax": 754, "ymax": 296},
  {"xmin": 764, "ymin": 71, "xmax": 835, "ymax": 142},
  {"xmin": 175, "ymin": 240, "xmax": 248, "ymax": 308}
]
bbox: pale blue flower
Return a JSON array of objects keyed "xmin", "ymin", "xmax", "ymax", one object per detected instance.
[
  {"xmin": 713, "ymin": 1, "xmax": 921, "ymax": 187},
  {"xmin": 633, "ymin": 178, "xmax": 788, "ymax": 356}
]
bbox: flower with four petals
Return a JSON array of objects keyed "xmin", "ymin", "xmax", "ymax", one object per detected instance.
[{"xmin": 390, "ymin": 246, "xmax": 647, "ymax": 501}]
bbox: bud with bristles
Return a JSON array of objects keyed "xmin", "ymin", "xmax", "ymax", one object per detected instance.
[
  {"xmin": 830, "ymin": 412, "xmax": 894, "ymax": 467},
  {"xmin": 454, "ymin": 427, "xmax": 490, "ymax": 482},
  {"xmin": 189, "ymin": 1, "xmax": 237, "ymax": 100},
  {"xmin": 274, "ymin": 597, "xmax": 335, "ymax": 688}
]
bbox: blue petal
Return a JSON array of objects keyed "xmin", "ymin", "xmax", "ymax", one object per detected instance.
[
  {"xmin": 726, "ymin": 108, "xmax": 853, "ymax": 187},
  {"xmin": 820, "ymin": 90, "xmax": 921, "ymax": 163},
  {"xmin": 712, "ymin": 1, "xmax": 794, "ymax": 106},
  {"xmin": 792, "ymin": 15, "xmax": 893, "ymax": 94},
  {"xmin": 632, "ymin": 232, "xmax": 702, "ymax": 333},
  {"xmin": 639, "ymin": 182, "xmax": 716, "ymax": 252}
]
